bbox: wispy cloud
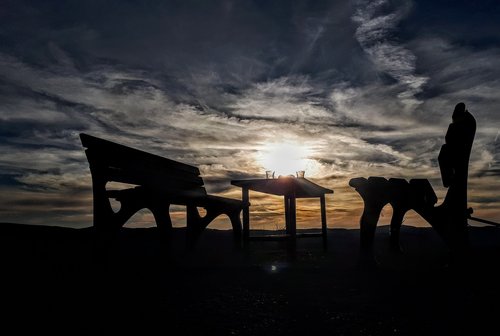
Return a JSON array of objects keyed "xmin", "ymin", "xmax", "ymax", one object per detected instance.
[{"xmin": 352, "ymin": 0, "xmax": 428, "ymax": 110}]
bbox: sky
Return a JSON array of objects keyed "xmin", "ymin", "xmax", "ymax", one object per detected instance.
[{"xmin": 1, "ymin": 0, "xmax": 499, "ymax": 230}]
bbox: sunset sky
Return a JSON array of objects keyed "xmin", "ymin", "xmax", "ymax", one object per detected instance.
[{"xmin": 1, "ymin": 0, "xmax": 499, "ymax": 230}]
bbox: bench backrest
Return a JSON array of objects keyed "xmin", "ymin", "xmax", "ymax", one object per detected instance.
[{"xmin": 80, "ymin": 133, "xmax": 207, "ymax": 197}]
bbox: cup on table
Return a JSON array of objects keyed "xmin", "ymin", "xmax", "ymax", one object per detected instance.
[
  {"xmin": 266, "ymin": 170, "xmax": 275, "ymax": 179},
  {"xmin": 296, "ymin": 170, "xmax": 305, "ymax": 178}
]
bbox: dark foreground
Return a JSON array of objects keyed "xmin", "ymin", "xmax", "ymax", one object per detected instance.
[{"xmin": 2, "ymin": 223, "xmax": 500, "ymax": 335}]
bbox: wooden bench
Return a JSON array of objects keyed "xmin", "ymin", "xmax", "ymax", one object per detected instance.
[
  {"xmin": 350, "ymin": 106, "xmax": 476, "ymax": 261},
  {"xmin": 349, "ymin": 177, "xmax": 439, "ymax": 251},
  {"xmin": 80, "ymin": 133, "xmax": 244, "ymax": 245}
]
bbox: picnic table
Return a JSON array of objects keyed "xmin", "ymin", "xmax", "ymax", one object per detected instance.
[{"xmin": 231, "ymin": 177, "xmax": 333, "ymax": 244}]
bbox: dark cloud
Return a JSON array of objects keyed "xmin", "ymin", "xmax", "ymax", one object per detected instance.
[
  {"xmin": 400, "ymin": 0, "xmax": 500, "ymax": 47},
  {"xmin": 0, "ymin": 1, "xmax": 374, "ymax": 85}
]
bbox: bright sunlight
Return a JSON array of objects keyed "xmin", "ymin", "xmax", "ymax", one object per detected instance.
[{"xmin": 257, "ymin": 140, "xmax": 320, "ymax": 177}]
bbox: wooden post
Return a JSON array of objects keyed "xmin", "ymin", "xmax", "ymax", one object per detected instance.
[
  {"xmin": 320, "ymin": 194, "xmax": 328, "ymax": 247},
  {"xmin": 289, "ymin": 195, "xmax": 296, "ymax": 238},
  {"xmin": 287, "ymin": 194, "xmax": 297, "ymax": 258},
  {"xmin": 242, "ymin": 187, "xmax": 250, "ymax": 242},
  {"xmin": 284, "ymin": 196, "xmax": 290, "ymax": 234}
]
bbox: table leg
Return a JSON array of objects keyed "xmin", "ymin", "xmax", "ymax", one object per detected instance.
[
  {"xmin": 289, "ymin": 195, "xmax": 296, "ymax": 238},
  {"xmin": 286, "ymin": 195, "xmax": 297, "ymax": 257},
  {"xmin": 284, "ymin": 196, "xmax": 290, "ymax": 234},
  {"xmin": 242, "ymin": 187, "xmax": 250, "ymax": 242},
  {"xmin": 320, "ymin": 194, "xmax": 328, "ymax": 247}
]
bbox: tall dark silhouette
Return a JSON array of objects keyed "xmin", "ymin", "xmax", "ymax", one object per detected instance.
[
  {"xmin": 435, "ymin": 102, "xmax": 476, "ymax": 251},
  {"xmin": 350, "ymin": 103, "xmax": 476, "ymax": 263}
]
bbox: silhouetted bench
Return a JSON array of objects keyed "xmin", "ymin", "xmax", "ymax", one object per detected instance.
[
  {"xmin": 349, "ymin": 177, "xmax": 439, "ymax": 251},
  {"xmin": 350, "ymin": 105, "xmax": 476, "ymax": 261},
  {"xmin": 80, "ymin": 133, "xmax": 244, "ymax": 245}
]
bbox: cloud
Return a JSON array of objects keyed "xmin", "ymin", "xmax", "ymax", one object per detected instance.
[{"xmin": 352, "ymin": 0, "xmax": 429, "ymax": 110}]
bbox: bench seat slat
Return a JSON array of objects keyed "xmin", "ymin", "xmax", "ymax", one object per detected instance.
[
  {"xmin": 106, "ymin": 188, "xmax": 240, "ymax": 207},
  {"xmin": 103, "ymin": 166, "xmax": 204, "ymax": 188},
  {"xmin": 105, "ymin": 170, "xmax": 207, "ymax": 196}
]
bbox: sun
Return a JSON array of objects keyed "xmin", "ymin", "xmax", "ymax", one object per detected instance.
[{"xmin": 257, "ymin": 140, "xmax": 319, "ymax": 177}]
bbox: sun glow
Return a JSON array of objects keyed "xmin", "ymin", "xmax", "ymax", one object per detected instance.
[{"xmin": 257, "ymin": 140, "xmax": 320, "ymax": 177}]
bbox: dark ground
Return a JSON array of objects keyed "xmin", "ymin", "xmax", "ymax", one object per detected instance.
[{"xmin": 2, "ymin": 223, "xmax": 500, "ymax": 335}]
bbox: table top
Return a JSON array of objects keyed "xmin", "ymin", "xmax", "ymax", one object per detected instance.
[{"xmin": 231, "ymin": 177, "xmax": 333, "ymax": 198}]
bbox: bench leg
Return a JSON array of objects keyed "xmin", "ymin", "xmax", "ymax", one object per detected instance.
[
  {"xmin": 148, "ymin": 202, "xmax": 174, "ymax": 259},
  {"xmin": 389, "ymin": 206, "xmax": 408, "ymax": 253},
  {"xmin": 186, "ymin": 205, "xmax": 202, "ymax": 249},
  {"xmin": 415, "ymin": 203, "xmax": 468, "ymax": 257},
  {"xmin": 186, "ymin": 205, "xmax": 243, "ymax": 249},
  {"xmin": 91, "ymin": 174, "xmax": 145, "ymax": 232},
  {"xmin": 350, "ymin": 178, "xmax": 390, "ymax": 266},
  {"xmin": 150, "ymin": 203, "xmax": 173, "ymax": 235},
  {"xmin": 186, "ymin": 205, "xmax": 220, "ymax": 248},
  {"xmin": 90, "ymin": 174, "xmax": 117, "ymax": 231},
  {"xmin": 360, "ymin": 202, "xmax": 385, "ymax": 256},
  {"xmin": 228, "ymin": 209, "xmax": 243, "ymax": 249}
]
